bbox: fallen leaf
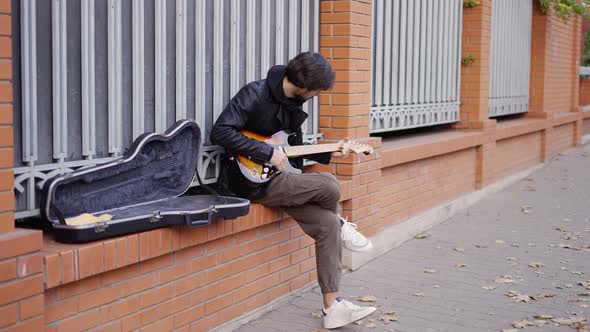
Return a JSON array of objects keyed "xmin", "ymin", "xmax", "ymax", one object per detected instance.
[
  {"xmin": 511, "ymin": 243, "xmax": 520, "ymax": 248},
  {"xmin": 423, "ymin": 269, "xmax": 436, "ymax": 274},
  {"xmin": 525, "ymin": 185, "xmax": 536, "ymax": 191},
  {"xmin": 572, "ymin": 271, "xmax": 584, "ymax": 275},
  {"xmin": 475, "ymin": 244, "xmax": 488, "ymax": 248},
  {"xmin": 520, "ymin": 205, "xmax": 533, "ymax": 214},
  {"xmin": 354, "ymin": 320, "xmax": 364, "ymax": 325},
  {"xmin": 578, "ymin": 292, "xmax": 590, "ymax": 296},
  {"xmin": 507, "ymin": 257, "xmax": 517, "ymax": 261},
  {"xmin": 495, "ymin": 239, "xmax": 505, "ymax": 244},
  {"xmin": 413, "ymin": 292, "xmax": 425, "ymax": 297},
  {"xmin": 455, "ymin": 263, "xmax": 467, "ymax": 268},
  {"xmin": 507, "ymin": 291, "xmax": 533, "ymax": 303},
  {"xmin": 482, "ymin": 285, "xmax": 496, "ymax": 291},
  {"xmin": 311, "ymin": 312, "xmax": 323, "ymax": 319},
  {"xmin": 512, "ymin": 319, "xmax": 535, "ymax": 328},
  {"xmin": 414, "ymin": 234, "xmax": 429, "ymax": 239},
  {"xmin": 534, "ymin": 314, "xmax": 553, "ymax": 320},
  {"xmin": 454, "ymin": 247, "xmax": 464, "ymax": 252},
  {"xmin": 528, "ymin": 262, "xmax": 544, "ymax": 268},
  {"xmin": 579, "ymin": 280, "xmax": 590, "ymax": 290},
  {"xmin": 502, "ymin": 329, "xmax": 518, "ymax": 332},
  {"xmin": 383, "ymin": 310, "xmax": 396, "ymax": 315},
  {"xmin": 559, "ymin": 243, "xmax": 581, "ymax": 250},
  {"xmin": 379, "ymin": 315, "xmax": 398, "ymax": 323},
  {"xmin": 525, "ymin": 177, "xmax": 535, "ymax": 181},
  {"xmin": 495, "ymin": 275, "xmax": 514, "ymax": 284},
  {"xmin": 358, "ymin": 295, "xmax": 377, "ymax": 302},
  {"xmin": 366, "ymin": 322, "xmax": 377, "ymax": 328}
]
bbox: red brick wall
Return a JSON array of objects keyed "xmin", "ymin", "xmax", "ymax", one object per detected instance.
[
  {"xmin": 530, "ymin": 2, "xmax": 579, "ymax": 113},
  {"xmin": 0, "ymin": 229, "xmax": 44, "ymax": 332},
  {"xmin": 376, "ymin": 149, "xmax": 477, "ymax": 233},
  {"xmin": 494, "ymin": 133, "xmax": 543, "ymax": 180},
  {"xmin": 43, "ymin": 213, "xmax": 318, "ymax": 332},
  {"xmin": 552, "ymin": 123, "xmax": 576, "ymax": 154},
  {"xmin": 0, "ymin": 0, "xmax": 13, "ymax": 234}
]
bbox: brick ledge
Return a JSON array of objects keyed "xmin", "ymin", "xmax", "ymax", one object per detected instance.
[{"xmin": 40, "ymin": 181, "xmax": 352, "ymax": 289}]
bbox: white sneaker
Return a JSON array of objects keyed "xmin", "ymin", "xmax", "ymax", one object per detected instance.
[
  {"xmin": 340, "ymin": 216, "xmax": 373, "ymax": 252},
  {"xmin": 323, "ymin": 297, "xmax": 376, "ymax": 329}
]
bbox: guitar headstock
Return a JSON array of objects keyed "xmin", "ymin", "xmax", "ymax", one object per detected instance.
[{"xmin": 341, "ymin": 139, "xmax": 374, "ymax": 155}]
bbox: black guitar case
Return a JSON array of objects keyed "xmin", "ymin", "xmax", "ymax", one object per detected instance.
[{"xmin": 40, "ymin": 120, "xmax": 250, "ymax": 243}]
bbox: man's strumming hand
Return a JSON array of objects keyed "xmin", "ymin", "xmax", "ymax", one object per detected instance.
[{"xmin": 270, "ymin": 148, "xmax": 290, "ymax": 170}]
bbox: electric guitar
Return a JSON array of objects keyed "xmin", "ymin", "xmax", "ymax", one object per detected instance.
[{"xmin": 235, "ymin": 130, "xmax": 374, "ymax": 184}]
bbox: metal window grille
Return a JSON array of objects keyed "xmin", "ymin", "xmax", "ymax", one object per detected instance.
[
  {"xmin": 489, "ymin": 0, "xmax": 532, "ymax": 117},
  {"xmin": 14, "ymin": 0, "xmax": 321, "ymax": 219},
  {"xmin": 370, "ymin": 0, "xmax": 463, "ymax": 133}
]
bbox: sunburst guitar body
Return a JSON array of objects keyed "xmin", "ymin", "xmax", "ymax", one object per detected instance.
[{"xmin": 236, "ymin": 130, "xmax": 373, "ymax": 184}]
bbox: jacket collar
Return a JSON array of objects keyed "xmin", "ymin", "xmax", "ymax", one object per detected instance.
[{"xmin": 265, "ymin": 65, "xmax": 308, "ymax": 131}]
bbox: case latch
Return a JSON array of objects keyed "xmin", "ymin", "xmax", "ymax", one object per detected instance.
[
  {"xmin": 94, "ymin": 221, "xmax": 108, "ymax": 233},
  {"xmin": 150, "ymin": 211, "xmax": 163, "ymax": 223}
]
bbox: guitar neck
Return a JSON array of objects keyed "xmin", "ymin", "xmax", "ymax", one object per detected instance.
[{"xmin": 282, "ymin": 143, "xmax": 340, "ymax": 158}]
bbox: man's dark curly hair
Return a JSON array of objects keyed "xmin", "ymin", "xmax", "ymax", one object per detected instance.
[{"xmin": 286, "ymin": 52, "xmax": 335, "ymax": 91}]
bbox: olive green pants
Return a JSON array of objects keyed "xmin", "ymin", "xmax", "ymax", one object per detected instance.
[{"xmin": 253, "ymin": 172, "xmax": 342, "ymax": 294}]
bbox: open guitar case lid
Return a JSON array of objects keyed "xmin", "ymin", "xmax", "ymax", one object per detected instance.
[{"xmin": 40, "ymin": 120, "xmax": 250, "ymax": 243}]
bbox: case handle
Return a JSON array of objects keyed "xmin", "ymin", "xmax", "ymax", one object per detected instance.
[{"xmin": 185, "ymin": 206, "xmax": 217, "ymax": 227}]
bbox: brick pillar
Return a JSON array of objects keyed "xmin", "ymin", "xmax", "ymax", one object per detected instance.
[
  {"xmin": 319, "ymin": 0, "xmax": 372, "ymax": 140},
  {"xmin": 0, "ymin": 0, "xmax": 13, "ymax": 234},
  {"xmin": 454, "ymin": 0, "xmax": 496, "ymax": 189},
  {"xmin": 319, "ymin": 0, "xmax": 383, "ymax": 248},
  {"xmin": 571, "ymin": 15, "xmax": 584, "ymax": 146},
  {"xmin": 0, "ymin": 2, "xmax": 45, "ymax": 331}
]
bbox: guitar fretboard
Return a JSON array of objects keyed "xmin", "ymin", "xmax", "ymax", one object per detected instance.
[{"xmin": 282, "ymin": 143, "xmax": 341, "ymax": 157}]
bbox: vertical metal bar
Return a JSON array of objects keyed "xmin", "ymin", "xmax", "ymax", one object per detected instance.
[
  {"xmin": 82, "ymin": 0, "xmax": 97, "ymax": 157},
  {"xmin": 213, "ymin": 0, "xmax": 224, "ymax": 121},
  {"xmin": 155, "ymin": 0, "xmax": 167, "ymax": 132},
  {"xmin": 441, "ymin": 0, "xmax": 449, "ymax": 102},
  {"xmin": 456, "ymin": 0, "xmax": 464, "ymax": 102},
  {"xmin": 524, "ymin": 0, "xmax": 532, "ymax": 106},
  {"xmin": 276, "ymin": 0, "xmax": 285, "ymax": 64},
  {"xmin": 230, "ymin": 0, "xmax": 240, "ymax": 95},
  {"xmin": 411, "ymin": 0, "xmax": 420, "ymax": 104},
  {"xmin": 21, "ymin": 0, "xmax": 38, "ymax": 163},
  {"xmin": 390, "ymin": 0, "xmax": 400, "ymax": 106},
  {"xmin": 52, "ymin": 0, "xmax": 67, "ymax": 160},
  {"xmin": 300, "ymin": 0, "xmax": 310, "ymax": 130},
  {"xmin": 382, "ymin": 0, "xmax": 392, "ymax": 106},
  {"xmin": 418, "ymin": 0, "xmax": 427, "ymax": 104},
  {"xmin": 435, "ymin": 0, "xmax": 444, "ymax": 102},
  {"xmin": 176, "ymin": 0, "xmax": 188, "ymax": 120},
  {"xmin": 247, "ymin": 0, "xmax": 257, "ymax": 82},
  {"xmin": 430, "ymin": 0, "xmax": 439, "ymax": 104},
  {"xmin": 195, "ymin": 0, "xmax": 206, "ymax": 129},
  {"xmin": 288, "ymin": 0, "xmax": 298, "ymax": 60},
  {"xmin": 374, "ymin": 0, "xmax": 384, "ymax": 106},
  {"xmin": 404, "ymin": 0, "xmax": 413, "ymax": 104},
  {"xmin": 425, "ymin": 0, "xmax": 433, "ymax": 103},
  {"xmin": 261, "ymin": 0, "xmax": 270, "ymax": 77},
  {"xmin": 108, "ymin": 0, "xmax": 123, "ymax": 154},
  {"xmin": 398, "ymin": 0, "xmax": 407, "ymax": 104},
  {"xmin": 312, "ymin": 0, "xmax": 319, "ymax": 135},
  {"xmin": 301, "ymin": 0, "xmax": 310, "ymax": 53},
  {"xmin": 448, "ymin": 0, "xmax": 457, "ymax": 102},
  {"xmin": 132, "ymin": 0, "xmax": 145, "ymax": 138},
  {"xmin": 493, "ymin": 0, "xmax": 499, "ymax": 111}
]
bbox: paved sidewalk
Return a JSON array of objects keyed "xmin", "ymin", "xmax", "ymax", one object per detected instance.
[{"xmin": 234, "ymin": 144, "xmax": 590, "ymax": 332}]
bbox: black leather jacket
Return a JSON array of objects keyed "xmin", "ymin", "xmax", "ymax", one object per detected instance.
[{"xmin": 210, "ymin": 65, "xmax": 331, "ymax": 199}]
